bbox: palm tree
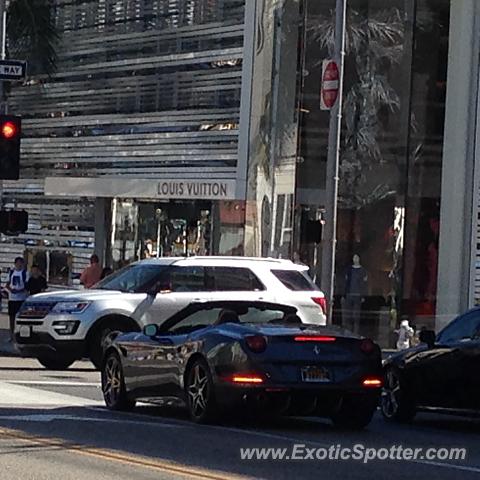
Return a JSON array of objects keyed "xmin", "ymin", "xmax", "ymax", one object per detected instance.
[
  {"xmin": 6, "ymin": 0, "xmax": 58, "ymax": 76},
  {"xmin": 309, "ymin": 8, "xmax": 405, "ymax": 209}
]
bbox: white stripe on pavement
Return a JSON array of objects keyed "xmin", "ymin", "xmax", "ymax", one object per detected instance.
[
  {"xmin": 413, "ymin": 460, "xmax": 480, "ymax": 474},
  {"xmin": 6, "ymin": 380, "xmax": 100, "ymax": 387},
  {"xmin": 0, "ymin": 380, "xmax": 102, "ymax": 406},
  {"xmin": 0, "ymin": 413, "xmax": 186, "ymax": 428}
]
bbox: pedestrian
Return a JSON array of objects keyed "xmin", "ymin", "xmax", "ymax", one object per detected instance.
[
  {"xmin": 80, "ymin": 254, "xmax": 102, "ymax": 289},
  {"xmin": 5, "ymin": 257, "xmax": 29, "ymax": 341},
  {"xmin": 395, "ymin": 319, "xmax": 415, "ymax": 350},
  {"xmin": 26, "ymin": 265, "xmax": 48, "ymax": 296},
  {"xmin": 343, "ymin": 254, "xmax": 368, "ymax": 334}
]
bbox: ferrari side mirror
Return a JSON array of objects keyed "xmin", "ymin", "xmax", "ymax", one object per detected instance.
[{"xmin": 143, "ymin": 324, "xmax": 159, "ymax": 337}]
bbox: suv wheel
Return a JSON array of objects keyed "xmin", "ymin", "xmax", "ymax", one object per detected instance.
[
  {"xmin": 37, "ymin": 356, "xmax": 76, "ymax": 370},
  {"xmin": 89, "ymin": 320, "xmax": 137, "ymax": 370}
]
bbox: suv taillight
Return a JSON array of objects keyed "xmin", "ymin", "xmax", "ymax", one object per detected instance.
[{"xmin": 312, "ymin": 297, "xmax": 327, "ymax": 315}]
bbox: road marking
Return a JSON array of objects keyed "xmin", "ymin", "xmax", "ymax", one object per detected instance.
[
  {"xmin": 0, "ymin": 380, "xmax": 102, "ymax": 406},
  {"xmin": 0, "ymin": 426, "xmax": 248, "ymax": 480},
  {"xmin": 0, "ymin": 413, "xmax": 186, "ymax": 428},
  {"xmin": 413, "ymin": 460, "xmax": 480, "ymax": 474},
  {"xmin": 5, "ymin": 380, "xmax": 100, "ymax": 387}
]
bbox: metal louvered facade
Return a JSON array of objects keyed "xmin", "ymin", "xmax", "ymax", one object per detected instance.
[
  {"xmin": 0, "ymin": 0, "xmax": 249, "ymax": 284},
  {"xmin": 11, "ymin": 0, "xmax": 245, "ymax": 181}
]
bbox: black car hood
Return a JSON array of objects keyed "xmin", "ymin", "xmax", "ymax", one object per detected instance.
[{"xmin": 383, "ymin": 344, "xmax": 429, "ymax": 365}]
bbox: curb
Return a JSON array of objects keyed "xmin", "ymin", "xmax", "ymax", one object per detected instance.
[
  {"xmin": 0, "ymin": 330, "xmax": 20, "ymax": 357},
  {"xmin": 0, "ymin": 346, "xmax": 20, "ymax": 357}
]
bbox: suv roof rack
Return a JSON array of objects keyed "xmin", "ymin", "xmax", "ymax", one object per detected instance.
[{"xmin": 183, "ymin": 256, "xmax": 294, "ymax": 264}]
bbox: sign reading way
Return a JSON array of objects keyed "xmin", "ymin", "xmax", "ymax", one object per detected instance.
[{"xmin": 0, "ymin": 60, "xmax": 27, "ymax": 81}]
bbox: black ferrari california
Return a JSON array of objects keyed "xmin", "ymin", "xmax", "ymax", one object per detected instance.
[
  {"xmin": 381, "ymin": 307, "xmax": 480, "ymax": 422},
  {"xmin": 101, "ymin": 300, "xmax": 382, "ymax": 428}
]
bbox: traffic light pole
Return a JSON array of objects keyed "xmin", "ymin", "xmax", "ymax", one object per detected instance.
[
  {"xmin": 0, "ymin": 0, "xmax": 5, "ymax": 112},
  {"xmin": 0, "ymin": 0, "xmax": 5, "ymax": 211},
  {"xmin": 321, "ymin": 0, "xmax": 347, "ymax": 321}
]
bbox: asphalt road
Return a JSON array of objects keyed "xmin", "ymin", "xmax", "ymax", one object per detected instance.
[{"xmin": 0, "ymin": 357, "xmax": 478, "ymax": 480}]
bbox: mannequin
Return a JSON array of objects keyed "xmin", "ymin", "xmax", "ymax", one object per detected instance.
[{"xmin": 344, "ymin": 254, "xmax": 368, "ymax": 333}]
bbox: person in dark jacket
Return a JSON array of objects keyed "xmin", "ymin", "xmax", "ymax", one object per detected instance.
[
  {"xmin": 343, "ymin": 254, "xmax": 368, "ymax": 334},
  {"xmin": 26, "ymin": 265, "xmax": 48, "ymax": 296}
]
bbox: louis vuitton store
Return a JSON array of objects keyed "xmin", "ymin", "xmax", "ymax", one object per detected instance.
[{"xmin": 44, "ymin": 177, "xmax": 247, "ymax": 269}]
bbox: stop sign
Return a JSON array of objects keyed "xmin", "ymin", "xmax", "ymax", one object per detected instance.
[{"xmin": 320, "ymin": 60, "xmax": 339, "ymax": 110}]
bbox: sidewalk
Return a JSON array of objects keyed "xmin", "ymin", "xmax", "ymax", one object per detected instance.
[{"xmin": 0, "ymin": 313, "xmax": 18, "ymax": 356}]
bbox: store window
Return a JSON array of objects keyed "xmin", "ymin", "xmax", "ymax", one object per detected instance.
[{"xmin": 295, "ymin": 0, "xmax": 450, "ymax": 345}]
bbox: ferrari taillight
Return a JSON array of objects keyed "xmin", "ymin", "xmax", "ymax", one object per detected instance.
[
  {"xmin": 245, "ymin": 335, "xmax": 267, "ymax": 353},
  {"xmin": 362, "ymin": 377, "xmax": 383, "ymax": 388},
  {"xmin": 231, "ymin": 374, "xmax": 265, "ymax": 384},
  {"xmin": 294, "ymin": 335, "xmax": 336, "ymax": 342}
]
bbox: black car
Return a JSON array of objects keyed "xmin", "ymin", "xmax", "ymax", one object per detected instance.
[
  {"xmin": 381, "ymin": 308, "xmax": 480, "ymax": 422},
  {"xmin": 101, "ymin": 300, "xmax": 382, "ymax": 428}
]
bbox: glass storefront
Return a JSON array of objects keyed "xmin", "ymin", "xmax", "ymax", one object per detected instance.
[
  {"xmin": 295, "ymin": 0, "xmax": 450, "ymax": 344},
  {"xmin": 108, "ymin": 199, "xmax": 246, "ymax": 269}
]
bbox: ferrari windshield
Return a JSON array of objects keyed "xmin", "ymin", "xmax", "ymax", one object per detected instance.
[
  {"xmin": 233, "ymin": 305, "xmax": 297, "ymax": 324},
  {"xmin": 161, "ymin": 302, "xmax": 298, "ymax": 334}
]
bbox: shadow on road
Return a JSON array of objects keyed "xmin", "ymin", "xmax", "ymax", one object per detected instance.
[{"xmin": 0, "ymin": 404, "xmax": 479, "ymax": 480}]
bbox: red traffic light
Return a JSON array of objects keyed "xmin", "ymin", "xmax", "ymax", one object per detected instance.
[{"xmin": 1, "ymin": 121, "xmax": 17, "ymax": 139}]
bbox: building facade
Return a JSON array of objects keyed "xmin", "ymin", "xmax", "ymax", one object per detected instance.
[
  {"xmin": 2, "ymin": 0, "xmax": 479, "ymax": 344},
  {"xmin": 3, "ymin": 0, "xmax": 248, "ymax": 284},
  {"xmin": 243, "ymin": 0, "xmax": 480, "ymax": 342}
]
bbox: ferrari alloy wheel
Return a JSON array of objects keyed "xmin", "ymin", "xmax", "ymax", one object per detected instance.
[
  {"xmin": 186, "ymin": 359, "xmax": 217, "ymax": 424},
  {"xmin": 102, "ymin": 352, "xmax": 135, "ymax": 411},
  {"xmin": 381, "ymin": 368, "xmax": 416, "ymax": 422}
]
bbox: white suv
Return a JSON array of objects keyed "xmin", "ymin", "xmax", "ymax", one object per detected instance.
[{"xmin": 14, "ymin": 257, "xmax": 326, "ymax": 369}]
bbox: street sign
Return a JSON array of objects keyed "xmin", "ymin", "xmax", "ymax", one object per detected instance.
[
  {"xmin": 320, "ymin": 60, "xmax": 339, "ymax": 110},
  {"xmin": 0, "ymin": 60, "xmax": 27, "ymax": 81}
]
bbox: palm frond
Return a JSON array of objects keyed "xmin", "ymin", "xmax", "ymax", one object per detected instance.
[{"xmin": 7, "ymin": 0, "xmax": 59, "ymax": 75}]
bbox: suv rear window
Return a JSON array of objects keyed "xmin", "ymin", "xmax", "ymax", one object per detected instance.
[
  {"xmin": 271, "ymin": 269, "xmax": 318, "ymax": 291},
  {"xmin": 207, "ymin": 267, "xmax": 265, "ymax": 291}
]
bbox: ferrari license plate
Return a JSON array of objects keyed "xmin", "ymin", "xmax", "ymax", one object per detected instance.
[{"xmin": 301, "ymin": 366, "xmax": 331, "ymax": 383}]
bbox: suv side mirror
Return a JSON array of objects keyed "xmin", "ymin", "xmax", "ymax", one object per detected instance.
[
  {"xmin": 419, "ymin": 329, "xmax": 436, "ymax": 348},
  {"xmin": 143, "ymin": 324, "xmax": 159, "ymax": 337}
]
